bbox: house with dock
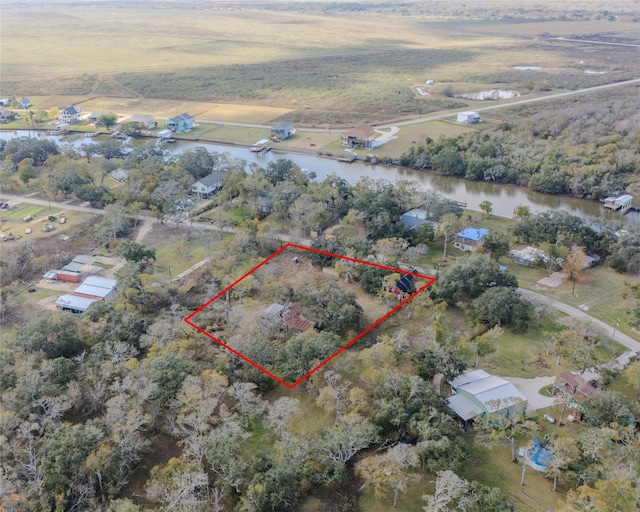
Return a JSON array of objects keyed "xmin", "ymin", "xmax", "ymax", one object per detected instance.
[
  {"xmin": 166, "ymin": 113, "xmax": 195, "ymax": 133},
  {"xmin": 603, "ymin": 194, "xmax": 633, "ymax": 213},
  {"xmin": 129, "ymin": 114, "xmax": 156, "ymax": 129},
  {"xmin": 59, "ymin": 105, "xmax": 82, "ymax": 124},
  {"xmin": 341, "ymin": 125, "xmax": 375, "ymax": 149}
]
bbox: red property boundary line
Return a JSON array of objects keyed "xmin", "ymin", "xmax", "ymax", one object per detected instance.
[{"xmin": 184, "ymin": 243, "xmax": 435, "ymax": 389}]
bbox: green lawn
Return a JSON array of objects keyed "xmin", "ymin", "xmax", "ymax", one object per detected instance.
[
  {"xmin": 460, "ymin": 433, "xmax": 564, "ymax": 512},
  {"xmin": 143, "ymin": 228, "xmax": 209, "ymax": 281}
]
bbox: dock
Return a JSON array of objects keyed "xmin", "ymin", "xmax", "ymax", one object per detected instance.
[
  {"xmin": 250, "ymin": 139, "xmax": 271, "ymax": 153},
  {"xmin": 337, "ymin": 154, "xmax": 356, "ymax": 163},
  {"xmin": 603, "ymin": 194, "xmax": 633, "ymax": 214}
]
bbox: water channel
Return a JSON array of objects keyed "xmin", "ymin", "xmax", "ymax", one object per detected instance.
[{"xmin": 2, "ymin": 129, "xmax": 638, "ymax": 226}]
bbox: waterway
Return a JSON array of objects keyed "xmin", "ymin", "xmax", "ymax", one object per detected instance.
[{"xmin": 2, "ymin": 129, "xmax": 638, "ymax": 226}]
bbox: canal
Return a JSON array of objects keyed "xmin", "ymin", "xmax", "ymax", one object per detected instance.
[{"xmin": 2, "ymin": 129, "xmax": 638, "ymax": 226}]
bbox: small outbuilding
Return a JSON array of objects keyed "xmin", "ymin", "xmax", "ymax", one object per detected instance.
[
  {"xmin": 19, "ymin": 98, "xmax": 31, "ymax": 109},
  {"xmin": 271, "ymin": 122, "xmax": 295, "ymax": 141},
  {"xmin": 457, "ymin": 111, "xmax": 481, "ymax": 124},
  {"xmin": 509, "ymin": 246, "xmax": 547, "ymax": 267},
  {"xmin": 341, "ymin": 125, "xmax": 375, "ymax": 149},
  {"xmin": 455, "ymin": 227, "xmax": 489, "ymax": 252},
  {"xmin": 192, "ymin": 171, "xmax": 225, "ymax": 199},
  {"xmin": 56, "ymin": 294, "xmax": 97, "ymax": 314}
]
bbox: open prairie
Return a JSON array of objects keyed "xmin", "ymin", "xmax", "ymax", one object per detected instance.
[{"xmin": 2, "ymin": 2, "xmax": 639, "ymax": 125}]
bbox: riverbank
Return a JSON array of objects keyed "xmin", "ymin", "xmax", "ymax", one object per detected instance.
[{"xmin": 2, "ymin": 127, "xmax": 639, "ymax": 226}]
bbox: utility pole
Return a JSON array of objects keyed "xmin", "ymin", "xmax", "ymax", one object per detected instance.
[{"xmin": 610, "ymin": 318, "xmax": 620, "ymax": 350}]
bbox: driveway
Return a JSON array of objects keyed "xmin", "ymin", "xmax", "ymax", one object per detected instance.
[{"xmin": 502, "ymin": 376, "xmax": 555, "ymax": 412}]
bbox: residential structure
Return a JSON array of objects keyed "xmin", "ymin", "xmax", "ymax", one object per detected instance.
[
  {"xmin": 71, "ymin": 276, "xmax": 117, "ymax": 301},
  {"xmin": 399, "ymin": 209, "xmax": 434, "ymax": 230},
  {"xmin": 457, "ymin": 111, "xmax": 481, "ymax": 123},
  {"xmin": 88, "ymin": 111, "xmax": 111, "ymax": 124},
  {"xmin": 62, "ymin": 255, "xmax": 96, "ymax": 274},
  {"xmin": 192, "ymin": 171, "xmax": 225, "ymax": 198},
  {"xmin": 59, "ymin": 105, "xmax": 82, "ymax": 124},
  {"xmin": 509, "ymin": 246, "xmax": 547, "ymax": 267},
  {"xmin": 271, "ymin": 122, "xmax": 295, "ymax": 141},
  {"xmin": 447, "ymin": 369, "xmax": 527, "ymax": 423},
  {"xmin": 341, "ymin": 125, "xmax": 374, "ymax": 149},
  {"xmin": 19, "ymin": 98, "xmax": 31, "ymax": 109},
  {"xmin": 129, "ymin": 114, "xmax": 156, "ymax": 129},
  {"xmin": 166, "ymin": 113, "xmax": 195, "ymax": 133},
  {"xmin": 455, "ymin": 227, "xmax": 489, "ymax": 251}
]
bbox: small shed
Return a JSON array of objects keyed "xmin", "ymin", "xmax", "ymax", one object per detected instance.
[
  {"xmin": 341, "ymin": 125, "xmax": 375, "ymax": 149},
  {"xmin": 192, "ymin": 171, "xmax": 225, "ymax": 199},
  {"xmin": 455, "ymin": 227, "xmax": 489, "ymax": 252},
  {"xmin": 271, "ymin": 122, "xmax": 295, "ymax": 141},
  {"xmin": 457, "ymin": 111, "xmax": 481, "ymax": 124}
]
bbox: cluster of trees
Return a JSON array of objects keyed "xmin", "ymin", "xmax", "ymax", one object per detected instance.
[{"xmin": 398, "ymin": 90, "xmax": 639, "ymax": 200}]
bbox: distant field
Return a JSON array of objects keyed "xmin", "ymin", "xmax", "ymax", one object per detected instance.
[{"xmin": 3, "ymin": 4, "xmax": 638, "ymax": 126}]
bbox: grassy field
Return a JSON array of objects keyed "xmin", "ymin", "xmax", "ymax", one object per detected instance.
[
  {"xmin": 0, "ymin": 203, "xmax": 99, "ymax": 241},
  {"xmin": 3, "ymin": 5, "xmax": 638, "ymax": 126}
]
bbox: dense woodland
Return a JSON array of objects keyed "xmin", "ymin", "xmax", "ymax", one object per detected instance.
[
  {"xmin": 1, "ymin": 134, "xmax": 640, "ymax": 510},
  {"xmin": 398, "ymin": 86, "xmax": 640, "ymax": 200}
]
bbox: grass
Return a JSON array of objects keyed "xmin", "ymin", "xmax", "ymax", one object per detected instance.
[
  {"xmin": 460, "ymin": 433, "xmax": 564, "ymax": 512},
  {"xmin": 5, "ymin": 6, "xmax": 638, "ymax": 126},
  {"xmin": 526, "ymin": 266, "xmax": 638, "ymax": 339},
  {"xmin": 143, "ymin": 227, "xmax": 209, "ymax": 281}
]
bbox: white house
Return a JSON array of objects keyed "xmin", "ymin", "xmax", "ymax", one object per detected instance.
[
  {"xmin": 457, "ymin": 111, "xmax": 481, "ymax": 124},
  {"xmin": 192, "ymin": 171, "xmax": 225, "ymax": 198},
  {"xmin": 129, "ymin": 114, "xmax": 156, "ymax": 129},
  {"xmin": 59, "ymin": 105, "xmax": 82, "ymax": 124}
]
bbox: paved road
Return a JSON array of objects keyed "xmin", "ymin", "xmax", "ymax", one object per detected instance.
[
  {"xmin": 80, "ymin": 76, "xmax": 640, "ymax": 133},
  {"xmin": 519, "ymin": 288, "xmax": 640, "ymax": 355}
]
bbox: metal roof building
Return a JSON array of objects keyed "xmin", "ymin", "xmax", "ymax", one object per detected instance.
[
  {"xmin": 447, "ymin": 369, "xmax": 526, "ymax": 422},
  {"xmin": 56, "ymin": 294, "xmax": 97, "ymax": 314}
]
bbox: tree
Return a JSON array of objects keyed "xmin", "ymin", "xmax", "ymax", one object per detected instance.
[
  {"xmin": 97, "ymin": 113, "xmax": 118, "ymax": 129},
  {"xmin": 96, "ymin": 140, "xmax": 126, "ymax": 161},
  {"xmin": 146, "ymin": 458, "xmax": 209, "ymax": 511},
  {"xmin": 479, "ymin": 200, "xmax": 493, "ymax": 219},
  {"xmin": 16, "ymin": 312, "xmax": 81, "ymax": 358},
  {"xmin": 319, "ymin": 412, "xmax": 378, "ymax": 464},
  {"xmin": 413, "ymin": 408, "xmax": 468, "ymax": 472},
  {"xmin": 265, "ymin": 397, "xmax": 301, "ymax": 436},
  {"xmin": 176, "ymin": 147, "xmax": 215, "ymax": 180},
  {"xmin": 539, "ymin": 242, "xmax": 568, "ymax": 277},
  {"xmin": 265, "ymin": 158, "xmax": 306, "ymax": 185},
  {"xmin": 436, "ymin": 213, "xmax": 462, "ymax": 259},
  {"xmin": 289, "ymin": 193, "xmax": 326, "ymax": 236},
  {"xmin": 564, "ymin": 245, "xmax": 586, "ymax": 294},
  {"xmin": 483, "ymin": 231, "xmax": 510, "ymax": 261},
  {"xmin": 581, "ymin": 390, "xmax": 638, "ymax": 428},
  {"xmin": 356, "ymin": 443, "xmax": 420, "ymax": 508},
  {"xmin": 422, "ymin": 470, "xmax": 469, "ymax": 512},
  {"xmin": 413, "ymin": 347, "xmax": 467, "ymax": 382},
  {"xmin": 470, "ymin": 287, "xmax": 530, "ymax": 331},
  {"xmin": 432, "ymin": 254, "xmax": 518, "ymax": 304},
  {"xmin": 116, "ymin": 240, "xmax": 156, "ymax": 263},
  {"xmin": 474, "ymin": 398, "xmax": 538, "ymax": 463},
  {"xmin": 301, "ymin": 283, "xmax": 363, "ymax": 334},
  {"xmin": 544, "ymin": 437, "xmax": 578, "ymax": 492}
]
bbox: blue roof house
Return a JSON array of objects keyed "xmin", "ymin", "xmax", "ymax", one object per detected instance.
[
  {"xmin": 165, "ymin": 113, "xmax": 195, "ymax": 133},
  {"xmin": 271, "ymin": 121, "xmax": 295, "ymax": 141},
  {"xmin": 455, "ymin": 227, "xmax": 489, "ymax": 252}
]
